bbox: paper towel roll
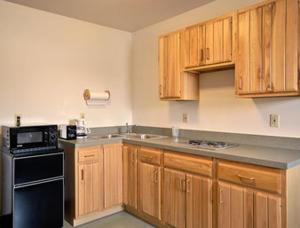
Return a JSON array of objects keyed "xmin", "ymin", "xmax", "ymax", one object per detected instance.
[{"xmin": 83, "ymin": 89, "xmax": 110, "ymax": 101}]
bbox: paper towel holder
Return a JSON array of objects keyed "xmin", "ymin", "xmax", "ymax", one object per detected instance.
[{"xmin": 83, "ymin": 89, "xmax": 111, "ymax": 106}]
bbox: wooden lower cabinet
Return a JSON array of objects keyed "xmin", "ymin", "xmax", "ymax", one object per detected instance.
[
  {"xmin": 103, "ymin": 144, "xmax": 123, "ymax": 208},
  {"xmin": 138, "ymin": 162, "xmax": 161, "ymax": 219},
  {"xmin": 123, "ymin": 144, "xmax": 138, "ymax": 209},
  {"xmin": 218, "ymin": 181, "xmax": 282, "ymax": 228},
  {"xmin": 163, "ymin": 168, "xmax": 186, "ymax": 228},
  {"xmin": 77, "ymin": 161, "xmax": 103, "ymax": 217},
  {"xmin": 186, "ymin": 174, "xmax": 213, "ymax": 228},
  {"xmin": 63, "ymin": 144, "xmax": 124, "ymax": 226},
  {"xmin": 76, "ymin": 146, "xmax": 103, "ymax": 218},
  {"xmin": 163, "ymin": 168, "xmax": 213, "ymax": 228}
]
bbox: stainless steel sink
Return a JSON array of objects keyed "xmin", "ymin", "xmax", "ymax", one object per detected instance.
[
  {"xmin": 88, "ymin": 134, "xmax": 122, "ymax": 140},
  {"xmin": 124, "ymin": 133, "xmax": 165, "ymax": 140},
  {"xmin": 100, "ymin": 134, "xmax": 123, "ymax": 139}
]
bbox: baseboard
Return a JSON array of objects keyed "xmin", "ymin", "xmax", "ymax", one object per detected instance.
[{"xmin": 72, "ymin": 205, "xmax": 124, "ymax": 227}]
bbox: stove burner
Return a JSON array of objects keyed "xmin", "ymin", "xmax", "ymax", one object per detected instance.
[{"xmin": 188, "ymin": 140, "xmax": 237, "ymax": 150}]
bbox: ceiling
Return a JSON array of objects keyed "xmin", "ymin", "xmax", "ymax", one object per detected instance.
[{"xmin": 5, "ymin": 0, "xmax": 214, "ymax": 32}]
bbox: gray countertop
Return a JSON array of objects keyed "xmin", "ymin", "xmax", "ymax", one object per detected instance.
[{"xmin": 59, "ymin": 135, "xmax": 300, "ymax": 170}]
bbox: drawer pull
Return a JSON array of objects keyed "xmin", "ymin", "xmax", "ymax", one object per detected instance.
[
  {"xmin": 237, "ymin": 174, "xmax": 256, "ymax": 184},
  {"xmin": 143, "ymin": 156, "xmax": 154, "ymax": 162},
  {"xmin": 81, "ymin": 169, "xmax": 84, "ymax": 181},
  {"xmin": 84, "ymin": 155, "xmax": 95, "ymax": 158}
]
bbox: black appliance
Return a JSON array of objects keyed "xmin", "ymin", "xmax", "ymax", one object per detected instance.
[
  {"xmin": 2, "ymin": 125, "xmax": 58, "ymax": 156},
  {"xmin": 1, "ymin": 125, "xmax": 64, "ymax": 228},
  {"xmin": 59, "ymin": 125, "xmax": 77, "ymax": 140}
]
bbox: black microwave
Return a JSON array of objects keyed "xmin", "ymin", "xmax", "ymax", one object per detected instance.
[{"xmin": 2, "ymin": 125, "xmax": 58, "ymax": 154}]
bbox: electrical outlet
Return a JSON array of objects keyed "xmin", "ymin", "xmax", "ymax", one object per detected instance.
[
  {"xmin": 182, "ymin": 113, "xmax": 188, "ymax": 123},
  {"xmin": 270, "ymin": 114, "xmax": 280, "ymax": 128}
]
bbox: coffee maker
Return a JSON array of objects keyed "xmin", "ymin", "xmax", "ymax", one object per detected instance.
[{"xmin": 73, "ymin": 116, "xmax": 91, "ymax": 138}]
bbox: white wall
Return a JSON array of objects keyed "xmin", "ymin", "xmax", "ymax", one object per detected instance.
[
  {"xmin": 132, "ymin": 0, "xmax": 300, "ymax": 138},
  {"xmin": 0, "ymin": 0, "xmax": 132, "ymax": 127}
]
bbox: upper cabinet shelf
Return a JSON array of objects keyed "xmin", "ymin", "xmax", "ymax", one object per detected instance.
[{"xmin": 158, "ymin": 0, "xmax": 300, "ymax": 100}]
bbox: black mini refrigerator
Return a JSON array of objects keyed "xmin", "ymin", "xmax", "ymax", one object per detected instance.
[{"xmin": 2, "ymin": 151, "xmax": 64, "ymax": 228}]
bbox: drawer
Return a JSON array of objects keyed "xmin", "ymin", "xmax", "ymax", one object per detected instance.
[
  {"xmin": 217, "ymin": 160, "xmax": 282, "ymax": 194},
  {"xmin": 164, "ymin": 152, "xmax": 213, "ymax": 177},
  {"xmin": 78, "ymin": 146, "xmax": 100, "ymax": 163},
  {"xmin": 139, "ymin": 147, "xmax": 162, "ymax": 165}
]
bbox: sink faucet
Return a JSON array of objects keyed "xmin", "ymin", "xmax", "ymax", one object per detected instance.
[{"xmin": 126, "ymin": 122, "xmax": 130, "ymax": 134}]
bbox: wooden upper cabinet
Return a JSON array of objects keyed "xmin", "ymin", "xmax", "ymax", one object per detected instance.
[
  {"xmin": 236, "ymin": 0, "xmax": 300, "ymax": 97},
  {"xmin": 159, "ymin": 32, "xmax": 181, "ymax": 99},
  {"xmin": 103, "ymin": 144, "xmax": 123, "ymax": 209},
  {"xmin": 123, "ymin": 144, "xmax": 138, "ymax": 209},
  {"xmin": 159, "ymin": 32, "xmax": 199, "ymax": 101},
  {"xmin": 182, "ymin": 14, "xmax": 234, "ymax": 70},
  {"xmin": 183, "ymin": 25, "xmax": 205, "ymax": 68}
]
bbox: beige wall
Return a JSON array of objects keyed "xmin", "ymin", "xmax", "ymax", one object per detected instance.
[
  {"xmin": 132, "ymin": 0, "xmax": 300, "ymax": 138},
  {"xmin": 0, "ymin": 0, "xmax": 133, "ymax": 127}
]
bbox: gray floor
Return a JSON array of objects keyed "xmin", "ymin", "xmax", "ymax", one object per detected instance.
[{"xmin": 64, "ymin": 212, "xmax": 154, "ymax": 228}]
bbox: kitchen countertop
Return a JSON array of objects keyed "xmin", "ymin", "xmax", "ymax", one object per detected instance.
[{"xmin": 59, "ymin": 135, "xmax": 300, "ymax": 170}]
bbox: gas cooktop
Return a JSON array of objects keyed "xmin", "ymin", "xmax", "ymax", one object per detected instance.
[{"xmin": 187, "ymin": 140, "xmax": 238, "ymax": 150}]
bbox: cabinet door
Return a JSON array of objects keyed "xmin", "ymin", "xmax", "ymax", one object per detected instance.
[
  {"xmin": 205, "ymin": 22, "xmax": 214, "ymax": 65},
  {"xmin": 186, "ymin": 174, "xmax": 212, "ymax": 228},
  {"xmin": 123, "ymin": 144, "xmax": 138, "ymax": 209},
  {"xmin": 77, "ymin": 161, "xmax": 103, "ymax": 217},
  {"xmin": 138, "ymin": 162, "xmax": 161, "ymax": 219},
  {"xmin": 159, "ymin": 32, "xmax": 182, "ymax": 99},
  {"xmin": 163, "ymin": 168, "xmax": 186, "ymax": 228},
  {"xmin": 218, "ymin": 182, "xmax": 254, "ymax": 228},
  {"xmin": 213, "ymin": 19, "xmax": 224, "ymax": 64},
  {"xmin": 183, "ymin": 25, "xmax": 205, "ymax": 68},
  {"xmin": 103, "ymin": 144, "xmax": 123, "ymax": 208},
  {"xmin": 236, "ymin": 0, "xmax": 296, "ymax": 96},
  {"xmin": 218, "ymin": 181, "xmax": 282, "ymax": 228},
  {"xmin": 255, "ymin": 192, "xmax": 282, "ymax": 228},
  {"xmin": 205, "ymin": 17, "xmax": 233, "ymax": 65}
]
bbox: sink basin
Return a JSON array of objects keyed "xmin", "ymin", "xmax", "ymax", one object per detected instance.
[
  {"xmin": 124, "ymin": 133, "xmax": 165, "ymax": 140},
  {"xmin": 88, "ymin": 134, "xmax": 122, "ymax": 140},
  {"xmin": 100, "ymin": 134, "xmax": 122, "ymax": 139}
]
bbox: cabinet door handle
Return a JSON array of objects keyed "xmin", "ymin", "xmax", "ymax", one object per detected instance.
[
  {"xmin": 200, "ymin": 49, "xmax": 204, "ymax": 62},
  {"xmin": 267, "ymin": 83, "xmax": 273, "ymax": 92},
  {"xmin": 206, "ymin": 48, "xmax": 210, "ymax": 60},
  {"xmin": 153, "ymin": 169, "xmax": 159, "ymax": 184},
  {"xmin": 239, "ymin": 78, "xmax": 243, "ymax": 90},
  {"xmin": 186, "ymin": 179, "xmax": 191, "ymax": 193},
  {"xmin": 237, "ymin": 174, "xmax": 256, "ymax": 185},
  {"xmin": 81, "ymin": 169, "xmax": 84, "ymax": 181},
  {"xmin": 180, "ymin": 179, "xmax": 186, "ymax": 192},
  {"xmin": 131, "ymin": 153, "xmax": 135, "ymax": 165},
  {"xmin": 219, "ymin": 189, "xmax": 224, "ymax": 204}
]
